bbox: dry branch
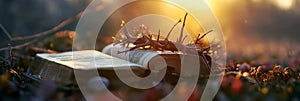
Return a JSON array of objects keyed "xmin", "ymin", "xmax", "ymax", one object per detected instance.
[
  {"xmin": 11, "ymin": 12, "xmax": 82, "ymax": 41},
  {"xmin": 0, "ymin": 11, "xmax": 83, "ymax": 51},
  {"xmin": 0, "ymin": 40, "xmax": 36, "ymax": 51}
]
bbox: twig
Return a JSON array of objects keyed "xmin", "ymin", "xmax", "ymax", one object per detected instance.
[
  {"xmin": 165, "ymin": 19, "xmax": 181, "ymax": 40},
  {"xmin": 0, "ymin": 11, "xmax": 83, "ymax": 51},
  {"xmin": 178, "ymin": 13, "xmax": 188, "ymax": 43},
  {"xmin": 196, "ymin": 29, "xmax": 213, "ymax": 44},
  {"xmin": 31, "ymin": 47, "xmax": 57, "ymax": 53},
  {"xmin": 0, "ymin": 40, "xmax": 36, "ymax": 51},
  {"xmin": 0, "ymin": 24, "xmax": 13, "ymax": 40},
  {"xmin": 8, "ymin": 44, "xmax": 14, "ymax": 66},
  {"xmin": 9, "ymin": 11, "xmax": 82, "ymax": 42}
]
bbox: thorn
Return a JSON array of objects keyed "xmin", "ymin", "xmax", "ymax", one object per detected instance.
[
  {"xmin": 166, "ymin": 19, "xmax": 182, "ymax": 40},
  {"xmin": 195, "ymin": 33, "xmax": 201, "ymax": 44},
  {"xmin": 157, "ymin": 29, "xmax": 160, "ymax": 42},
  {"xmin": 196, "ymin": 29, "xmax": 213, "ymax": 44},
  {"xmin": 178, "ymin": 13, "xmax": 188, "ymax": 43}
]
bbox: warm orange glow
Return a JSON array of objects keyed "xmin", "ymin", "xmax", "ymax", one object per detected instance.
[
  {"xmin": 284, "ymin": 71, "xmax": 289, "ymax": 75},
  {"xmin": 235, "ymin": 72, "xmax": 242, "ymax": 79},
  {"xmin": 121, "ymin": 20, "xmax": 125, "ymax": 27},
  {"xmin": 205, "ymin": 0, "xmax": 299, "ymax": 58},
  {"xmin": 261, "ymin": 87, "xmax": 269, "ymax": 94},
  {"xmin": 144, "ymin": 45, "xmax": 151, "ymax": 49},
  {"xmin": 252, "ymin": 0, "xmax": 261, "ymax": 3},
  {"xmin": 272, "ymin": 0, "xmax": 294, "ymax": 10},
  {"xmin": 242, "ymin": 72, "xmax": 249, "ymax": 77}
]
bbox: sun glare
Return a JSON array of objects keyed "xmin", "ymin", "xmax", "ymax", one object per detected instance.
[{"xmin": 271, "ymin": 0, "xmax": 294, "ymax": 10}]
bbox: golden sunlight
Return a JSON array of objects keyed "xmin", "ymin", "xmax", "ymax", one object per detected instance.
[
  {"xmin": 271, "ymin": 0, "xmax": 294, "ymax": 10},
  {"xmin": 252, "ymin": 0, "xmax": 261, "ymax": 3}
]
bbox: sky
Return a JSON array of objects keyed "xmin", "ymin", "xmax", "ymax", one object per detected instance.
[{"xmin": 206, "ymin": 0, "xmax": 300, "ymax": 58}]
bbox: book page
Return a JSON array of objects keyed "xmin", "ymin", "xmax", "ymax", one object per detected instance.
[
  {"xmin": 37, "ymin": 50, "xmax": 145, "ymax": 70},
  {"xmin": 102, "ymin": 44, "xmax": 167, "ymax": 71}
]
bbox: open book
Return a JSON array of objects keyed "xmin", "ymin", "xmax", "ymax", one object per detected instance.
[{"xmin": 28, "ymin": 44, "xmax": 211, "ymax": 85}]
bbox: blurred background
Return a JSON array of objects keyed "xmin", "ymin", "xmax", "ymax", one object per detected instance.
[
  {"xmin": 1, "ymin": 0, "xmax": 300, "ymax": 100},
  {"xmin": 208, "ymin": 0, "xmax": 300, "ymax": 63},
  {"xmin": 1, "ymin": 0, "xmax": 300, "ymax": 59}
]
